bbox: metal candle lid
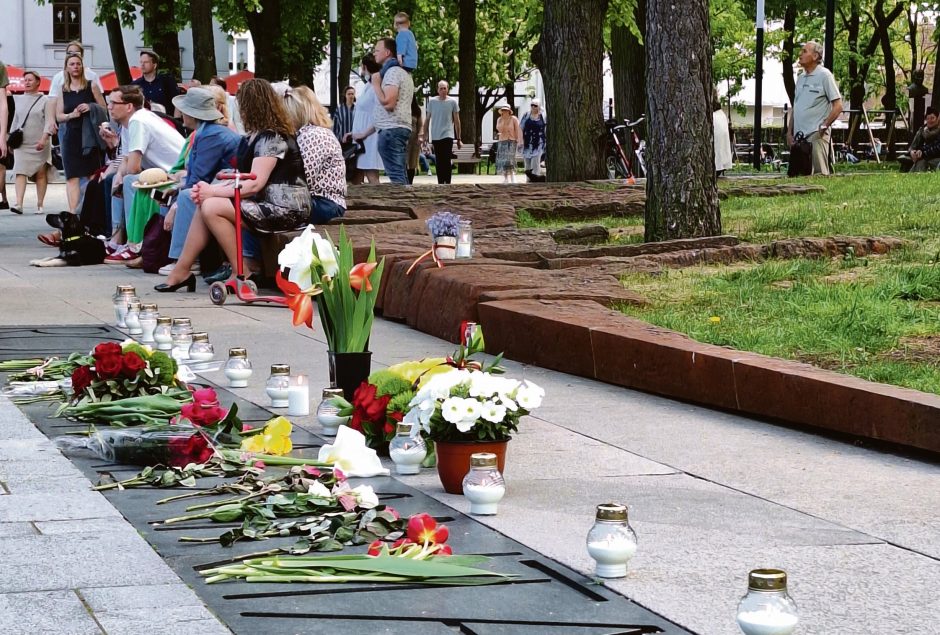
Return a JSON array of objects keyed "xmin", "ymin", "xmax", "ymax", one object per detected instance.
[
  {"xmin": 595, "ymin": 503, "xmax": 628, "ymax": 522},
  {"xmin": 140, "ymin": 303, "xmax": 158, "ymax": 311},
  {"xmin": 127, "ymin": 301, "xmax": 141, "ymax": 311},
  {"xmin": 747, "ymin": 569, "xmax": 788, "ymax": 592},
  {"xmin": 396, "ymin": 422, "xmax": 414, "ymax": 435},
  {"xmin": 469, "ymin": 452, "xmax": 498, "ymax": 468},
  {"xmin": 156, "ymin": 316, "xmax": 172, "ymax": 325},
  {"xmin": 270, "ymin": 364, "xmax": 291, "ymax": 375},
  {"xmin": 191, "ymin": 332, "xmax": 210, "ymax": 342},
  {"xmin": 116, "ymin": 284, "xmax": 135, "ymax": 294},
  {"xmin": 119, "ymin": 288, "xmax": 137, "ymax": 296},
  {"xmin": 322, "ymin": 387, "xmax": 344, "ymax": 399},
  {"xmin": 228, "ymin": 347, "xmax": 248, "ymax": 358},
  {"xmin": 172, "ymin": 317, "xmax": 192, "ymax": 326}
]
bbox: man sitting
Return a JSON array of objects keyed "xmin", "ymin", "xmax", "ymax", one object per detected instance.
[
  {"xmin": 104, "ymin": 84, "xmax": 184, "ymax": 263},
  {"xmin": 900, "ymin": 107, "xmax": 940, "ymax": 173}
]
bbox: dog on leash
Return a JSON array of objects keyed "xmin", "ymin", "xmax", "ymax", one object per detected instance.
[{"xmin": 30, "ymin": 213, "xmax": 106, "ymax": 267}]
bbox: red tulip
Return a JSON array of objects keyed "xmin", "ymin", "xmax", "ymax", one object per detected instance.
[
  {"xmin": 407, "ymin": 513, "xmax": 449, "ymax": 545},
  {"xmin": 349, "ymin": 262, "xmax": 377, "ymax": 292},
  {"xmin": 367, "ymin": 540, "xmax": 384, "ymax": 556},
  {"xmin": 276, "ymin": 270, "xmax": 314, "ymax": 328}
]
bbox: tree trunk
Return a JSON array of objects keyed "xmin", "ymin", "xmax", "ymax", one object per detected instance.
[
  {"xmin": 242, "ymin": 0, "xmax": 285, "ymax": 81},
  {"xmin": 610, "ymin": 0, "xmax": 646, "ymax": 121},
  {"xmin": 142, "ymin": 0, "xmax": 182, "ymax": 79},
  {"xmin": 536, "ymin": 0, "xmax": 610, "ymax": 181},
  {"xmin": 457, "ymin": 0, "xmax": 477, "ymax": 166},
  {"xmin": 645, "ymin": 0, "xmax": 720, "ymax": 241},
  {"xmin": 339, "ymin": 0, "xmax": 354, "ymax": 93},
  {"xmin": 190, "ymin": 0, "xmax": 217, "ymax": 83},
  {"xmin": 105, "ymin": 14, "xmax": 131, "ymax": 86},
  {"xmin": 781, "ymin": 5, "xmax": 796, "ymax": 106},
  {"xmin": 504, "ymin": 34, "xmax": 517, "ymax": 112}
]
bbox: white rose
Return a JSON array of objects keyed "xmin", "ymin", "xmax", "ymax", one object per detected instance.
[
  {"xmin": 278, "ymin": 225, "xmax": 316, "ymax": 289},
  {"xmin": 306, "ymin": 480, "xmax": 332, "ymax": 497},
  {"xmin": 312, "ymin": 233, "xmax": 339, "ymax": 278},
  {"xmin": 352, "ymin": 484, "xmax": 379, "ymax": 509}
]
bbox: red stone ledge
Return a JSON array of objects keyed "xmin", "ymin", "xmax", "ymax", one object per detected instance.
[{"xmin": 477, "ymin": 298, "xmax": 940, "ymax": 453}]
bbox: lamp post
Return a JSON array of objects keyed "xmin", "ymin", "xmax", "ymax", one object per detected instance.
[
  {"xmin": 752, "ymin": 0, "xmax": 765, "ymax": 170},
  {"xmin": 329, "ymin": 0, "xmax": 338, "ymax": 115}
]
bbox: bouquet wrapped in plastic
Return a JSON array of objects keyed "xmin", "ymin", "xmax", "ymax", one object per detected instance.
[{"xmin": 55, "ymin": 428, "xmax": 214, "ymax": 467}]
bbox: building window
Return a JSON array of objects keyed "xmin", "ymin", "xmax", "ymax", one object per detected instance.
[{"xmin": 53, "ymin": 1, "xmax": 82, "ymax": 44}]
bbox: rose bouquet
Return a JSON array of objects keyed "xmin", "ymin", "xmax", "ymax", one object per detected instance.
[
  {"xmin": 277, "ymin": 225, "xmax": 384, "ymax": 353},
  {"xmin": 55, "ymin": 427, "xmax": 214, "ymax": 468},
  {"xmin": 69, "ymin": 342, "xmax": 181, "ymax": 402},
  {"xmin": 330, "ymin": 369, "xmax": 416, "ymax": 449},
  {"xmin": 403, "ymin": 369, "xmax": 544, "ymax": 442}
]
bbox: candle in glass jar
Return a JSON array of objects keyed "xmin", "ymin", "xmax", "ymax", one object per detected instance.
[
  {"xmin": 153, "ymin": 318, "xmax": 173, "ymax": 351},
  {"xmin": 463, "ymin": 483, "xmax": 506, "ymax": 512},
  {"xmin": 287, "ymin": 375, "xmax": 310, "ymax": 416},
  {"xmin": 737, "ymin": 611, "xmax": 799, "ymax": 635}
]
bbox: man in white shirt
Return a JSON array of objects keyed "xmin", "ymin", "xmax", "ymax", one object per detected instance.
[
  {"xmin": 103, "ymin": 84, "xmax": 184, "ymax": 262},
  {"xmin": 787, "ymin": 41, "xmax": 843, "ymax": 176}
]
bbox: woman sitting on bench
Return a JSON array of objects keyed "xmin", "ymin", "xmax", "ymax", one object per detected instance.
[{"xmin": 155, "ymin": 79, "xmax": 310, "ymax": 292}]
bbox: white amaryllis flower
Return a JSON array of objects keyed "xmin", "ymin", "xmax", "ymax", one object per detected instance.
[
  {"xmin": 515, "ymin": 381, "xmax": 545, "ymax": 410},
  {"xmin": 317, "ymin": 426, "xmax": 389, "ymax": 477},
  {"xmin": 480, "ymin": 399, "xmax": 507, "ymax": 424},
  {"xmin": 278, "ymin": 225, "xmax": 316, "ymax": 289},
  {"xmin": 352, "ymin": 484, "xmax": 379, "ymax": 509},
  {"xmin": 312, "ymin": 232, "xmax": 339, "ymax": 278}
]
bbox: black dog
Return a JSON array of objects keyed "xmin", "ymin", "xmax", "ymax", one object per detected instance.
[{"xmin": 30, "ymin": 213, "xmax": 106, "ymax": 267}]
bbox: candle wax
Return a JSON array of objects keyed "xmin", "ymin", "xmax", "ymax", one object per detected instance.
[
  {"xmin": 189, "ymin": 352, "xmax": 214, "ymax": 362},
  {"xmin": 267, "ymin": 388, "xmax": 289, "ymax": 408},
  {"xmin": 225, "ymin": 368, "xmax": 252, "ymax": 388},
  {"xmin": 737, "ymin": 611, "xmax": 798, "ymax": 635},
  {"xmin": 287, "ymin": 385, "xmax": 310, "ymax": 416},
  {"xmin": 464, "ymin": 483, "xmax": 505, "ymax": 515},
  {"xmin": 587, "ymin": 536, "xmax": 636, "ymax": 578},
  {"xmin": 390, "ymin": 446, "xmax": 426, "ymax": 474}
]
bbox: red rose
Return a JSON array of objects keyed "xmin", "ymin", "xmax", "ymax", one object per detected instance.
[
  {"xmin": 71, "ymin": 365, "xmax": 95, "ymax": 394},
  {"xmin": 383, "ymin": 422, "xmax": 395, "ymax": 436},
  {"xmin": 95, "ymin": 354, "xmax": 123, "ymax": 380},
  {"xmin": 180, "ymin": 401, "xmax": 227, "ymax": 427},
  {"xmin": 93, "ymin": 342, "xmax": 123, "ymax": 361},
  {"xmin": 191, "ymin": 387, "xmax": 219, "ymax": 405},
  {"xmin": 121, "ymin": 352, "xmax": 147, "ymax": 378},
  {"xmin": 168, "ymin": 433, "xmax": 213, "ymax": 467}
]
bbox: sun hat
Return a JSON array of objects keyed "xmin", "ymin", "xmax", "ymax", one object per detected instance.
[
  {"xmin": 531, "ymin": 98, "xmax": 541, "ymax": 107},
  {"xmin": 132, "ymin": 168, "xmax": 174, "ymax": 190},
  {"xmin": 497, "ymin": 103, "xmax": 512, "ymax": 112},
  {"xmin": 171, "ymin": 87, "xmax": 223, "ymax": 122}
]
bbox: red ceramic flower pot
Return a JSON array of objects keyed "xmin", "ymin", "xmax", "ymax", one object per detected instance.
[{"xmin": 434, "ymin": 439, "xmax": 508, "ymax": 494}]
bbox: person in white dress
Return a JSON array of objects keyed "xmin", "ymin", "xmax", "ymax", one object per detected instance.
[
  {"xmin": 713, "ymin": 89, "xmax": 733, "ymax": 175},
  {"xmin": 346, "ymin": 54, "xmax": 383, "ymax": 184},
  {"xmin": 10, "ymin": 71, "xmax": 52, "ymax": 214}
]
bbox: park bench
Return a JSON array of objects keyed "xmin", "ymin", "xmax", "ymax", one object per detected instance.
[{"xmin": 453, "ymin": 144, "xmax": 482, "ymax": 174}]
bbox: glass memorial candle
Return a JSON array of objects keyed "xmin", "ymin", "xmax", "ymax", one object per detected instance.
[
  {"xmin": 224, "ymin": 348, "xmax": 252, "ymax": 387},
  {"xmin": 461, "ymin": 452, "xmax": 505, "ymax": 513},
  {"xmin": 586, "ymin": 503, "xmax": 637, "ymax": 578},
  {"xmin": 265, "ymin": 364, "xmax": 291, "ymax": 408},
  {"xmin": 736, "ymin": 569, "xmax": 799, "ymax": 635}
]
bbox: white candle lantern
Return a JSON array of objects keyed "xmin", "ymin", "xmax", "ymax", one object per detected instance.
[
  {"xmin": 287, "ymin": 374, "xmax": 310, "ymax": 416},
  {"xmin": 187, "ymin": 332, "xmax": 215, "ymax": 362},
  {"xmin": 265, "ymin": 364, "xmax": 291, "ymax": 408},
  {"xmin": 223, "ymin": 348, "xmax": 252, "ymax": 387},
  {"xmin": 138, "ymin": 303, "xmax": 159, "ymax": 343},
  {"xmin": 389, "ymin": 422, "xmax": 427, "ymax": 475},
  {"xmin": 736, "ymin": 569, "xmax": 799, "ymax": 635},
  {"xmin": 153, "ymin": 317, "xmax": 173, "ymax": 351},
  {"xmin": 462, "ymin": 452, "xmax": 505, "ymax": 514},
  {"xmin": 586, "ymin": 502, "xmax": 637, "ymax": 578}
]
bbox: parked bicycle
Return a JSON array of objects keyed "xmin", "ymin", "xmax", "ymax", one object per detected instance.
[{"xmin": 605, "ymin": 116, "xmax": 646, "ymax": 182}]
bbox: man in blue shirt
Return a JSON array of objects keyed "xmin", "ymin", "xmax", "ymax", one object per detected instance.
[
  {"xmin": 394, "ymin": 12, "xmax": 418, "ymax": 73},
  {"xmin": 163, "ymin": 87, "xmax": 241, "ymax": 272},
  {"xmin": 133, "ymin": 51, "xmax": 180, "ymax": 115}
]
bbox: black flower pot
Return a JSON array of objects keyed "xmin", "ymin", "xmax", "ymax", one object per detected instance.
[{"xmin": 327, "ymin": 350, "xmax": 373, "ymax": 401}]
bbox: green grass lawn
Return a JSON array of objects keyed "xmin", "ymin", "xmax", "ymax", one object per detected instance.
[{"xmin": 521, "ymin": 172, "xmax": 940, "ymax": 395}]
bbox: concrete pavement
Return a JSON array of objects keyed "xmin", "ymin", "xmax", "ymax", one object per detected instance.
[{"xmin": 1, "ymin": 183, "xmax": 939, "ymax": 634}]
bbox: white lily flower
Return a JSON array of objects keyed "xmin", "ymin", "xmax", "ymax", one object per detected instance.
[
  {"xmin": 312, "ymin": 232, "xmax": 339, "ymax": 278},
  {"xmin": 317, "ymin": 426, "xmax": 389, "ymax": 477},
  {"xmin": 278, "ymin": 225, "xmax": 316, "ymax": 289},
  {"xmin": 352, "ymin": 484, "xmax": 379, "ymax": 509}
]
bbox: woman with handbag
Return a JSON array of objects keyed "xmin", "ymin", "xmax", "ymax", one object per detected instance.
[
  {"xmin": 10, "ymin": 71, "xmax": 51, "ymax": 214},
  {"xmin": 55, "ymin": 53, "xmax": 106, "ymax": 214}
]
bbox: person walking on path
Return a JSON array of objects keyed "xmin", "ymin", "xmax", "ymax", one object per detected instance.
[
  {"xmin": 10, "ymin": 71, "xmax": 52, "ymax": 214},
  {"xmin": 394, "ymin": 12, "xmax": 418, "ymax": 72},
  {"xmin": 787, "ymin": 41, "xmax": 842, "ymax": 176},
  {"xmin": 133, "ymin": 51, "xmax": 180, "ymax": 115},
  {"xmin": 347, "ymin": 55, "xmax": 384, "ymax": 184},
  {"xmin": 422, "ymin": 80, "xmax": 461, "ymax": 184},
  {"xmin": 520, "ymin": 99, "xmax": 546, "ymax": 182},
  {"xmin": 372, "ymin": 37, "xmax": 414, "ymax": 185},
  {"xmin": 55, "ymin": 53, "xmax": 106, "ymax": 214},
  {"xmin": 494, "ymin": 103, "xmax": 522, "ymax": 184}
]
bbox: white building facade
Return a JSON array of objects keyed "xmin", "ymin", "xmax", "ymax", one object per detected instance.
[{"xmin": 0, "ymin": 0, "xmax": 232, "ymax": 80}]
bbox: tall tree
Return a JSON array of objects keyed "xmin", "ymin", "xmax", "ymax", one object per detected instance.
[
  {"xmin": 141, "ymin": 0, "xmax": 183, "ymax": 78},
  {"xmin": 609, "ymin": 0, "xmax": 646, "ymax": 121},
  {"xmin": 534, "ymin": 0, "xmax": 610, "ymax": 181},
  {"xmin": 457, "ymin": 0, "xmax": 478, "ymax": 153},
  {"xmin": 190, "ymin": 0, "xmax": 217, "ymax": 83},
  {"xmin": 645, "ymin": 0, "xmax": 720, "ymax": 241},
  {"xmin": 339, "ymin": 0, "xmax": 354, "ymax": 94}
]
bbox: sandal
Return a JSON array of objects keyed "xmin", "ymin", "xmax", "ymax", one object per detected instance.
[{"xmin": 38, "ymin": 232, "xmax": 61, "ymax": 247}]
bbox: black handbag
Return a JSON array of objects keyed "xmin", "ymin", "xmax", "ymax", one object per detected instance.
[
  {"xmin": 787, "ymin": 132, "xmax": 813, "ymax": 177},
  {"xmin": 341, "ymin": 140, "xmax": 364, "ymax": 162},
  {"xmin": 7, "ymin": 96, "xmax": 42, "ymax": 150}
]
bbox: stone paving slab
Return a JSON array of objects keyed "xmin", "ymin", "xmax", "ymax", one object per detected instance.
[{"xmin": 0, "ymin": 590, "xmax": 100, "ymax": 635}]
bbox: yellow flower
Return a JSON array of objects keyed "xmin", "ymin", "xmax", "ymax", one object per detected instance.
[
  {"xmin": 387, "ymin": 358, "xmax": 453, "ymax": 387},
  {"xmin": 709, "ymin": 316, "xmax": 721, "ymax": 324},
  {"xmin": 241, "ymin": 416, "xmax": 293, "ymax": 455}
]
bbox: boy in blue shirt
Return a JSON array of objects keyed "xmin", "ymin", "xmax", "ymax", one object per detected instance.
[{"xmin": 394, "ymin": 12, "xmax": 418, "ymax": 73}]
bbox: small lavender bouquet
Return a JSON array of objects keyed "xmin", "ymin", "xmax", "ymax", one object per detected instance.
[{"xmin": 426, "ymin": 211, "xmax": 461, "ymax": 239}]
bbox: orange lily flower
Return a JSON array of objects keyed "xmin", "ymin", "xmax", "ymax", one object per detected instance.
[
  {"xmin": 349, "ymin": 262, "xmax": 378, "ymax": 292},
  {"xmin": 276, "ymin": 270, "xmax": 314, "ymax": 328}
]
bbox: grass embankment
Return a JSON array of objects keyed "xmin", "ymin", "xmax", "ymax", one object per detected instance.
[{"xmin": 521, "ymin": 172, "xmax": 940, "ymax": 395}]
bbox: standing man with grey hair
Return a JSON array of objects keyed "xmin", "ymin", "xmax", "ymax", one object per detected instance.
[
  {"xmin": 422, "ymin": 80, "xmax": 461, "ymax": 184},
  {"xmin": 787, "ymin": 41, "xmax": 843, "ymax": 175}
]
